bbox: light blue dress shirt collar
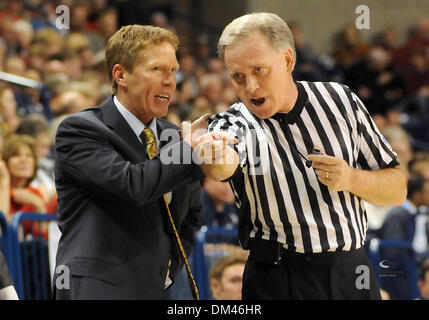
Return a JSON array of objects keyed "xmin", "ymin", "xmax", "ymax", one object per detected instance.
[{"xmin": 113, "ymin": 95, "xmax": 159, "ymax": 147}]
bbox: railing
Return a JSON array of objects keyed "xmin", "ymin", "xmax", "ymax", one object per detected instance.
[{"xmin": 8, "ymin": 212, "xmax": 57, "ymax": 300}]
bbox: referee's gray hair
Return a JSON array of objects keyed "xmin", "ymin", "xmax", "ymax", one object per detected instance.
[{"xmin": 218, "ymin": 12, "xmax": 296, "ymax": 62}]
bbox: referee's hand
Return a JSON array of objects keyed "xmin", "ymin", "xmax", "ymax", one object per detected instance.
[{"xmin": 308, "ymin": 151, "xmax": 353, "ymax": 192}]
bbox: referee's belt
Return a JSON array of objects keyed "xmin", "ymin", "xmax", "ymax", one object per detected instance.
[{"xmin": 248, "ymin": 238, "xmax": 365, "ymax": 266}]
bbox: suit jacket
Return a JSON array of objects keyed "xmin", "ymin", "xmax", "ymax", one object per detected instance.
[
  {"xmin": 53, "ymin": 96, "xmax": 204, "ymax": 299},
  {"xmin": 379, "ymin": 205, "xmax": 416, "ymax": 300}
]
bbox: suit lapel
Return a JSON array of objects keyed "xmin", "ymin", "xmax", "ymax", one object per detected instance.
[
  {"xmin": 100, "ymin": 97, "xmax": 181, "ymax": 160},
  {"xmin": 156, "ymin": 118, "xmax": 180, "ymax": 150},
  {"xmin": 101, "ymin": 96, "xmax": 148, "ymax": 160}
]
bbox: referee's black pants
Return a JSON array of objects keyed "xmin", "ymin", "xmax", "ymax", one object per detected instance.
[{"xmin": 243, "ymin": 239, "xmax": 381, "ymax": 300}]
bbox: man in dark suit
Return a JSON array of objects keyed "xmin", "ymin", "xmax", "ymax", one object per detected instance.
[
  {"xmin": 380, "ymin": 173, "xmax": 429, "ymax": 299},
  {"xmin": 53, "ymin": 25, "xmax": 238, "ymax": 300}
]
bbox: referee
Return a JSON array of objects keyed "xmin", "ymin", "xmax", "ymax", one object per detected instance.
[{"xmin": 208, "ymin": 12, "xmax": 407, "ymax": 299}]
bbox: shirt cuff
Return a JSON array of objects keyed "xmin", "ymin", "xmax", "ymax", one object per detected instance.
[{"xmin": 164, "ymin": 275, "xmax": 173, "ymax": 289}]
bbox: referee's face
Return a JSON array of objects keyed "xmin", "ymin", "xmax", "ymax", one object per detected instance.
[{"xmin": 224, "ymin": 31, "xmax": 295, "ymax": 119}]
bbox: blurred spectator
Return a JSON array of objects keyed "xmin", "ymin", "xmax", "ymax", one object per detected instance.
[
  {"xmin": 0, "ymin": 37, "xmax": 6, "ymax": 71},
  {"xmin": 201, "ymin": 177, "xmax": 239, "ymax": 253},
  {"xmin": 43, "ymin": 59, "xmax": 66, "ymax": 77},
  {"xmin": 176, "ymin": 54, "xmax": 199, "ymax": 96},
  {"xmin": 393, "ymin": 18, "xmax": 429, "ymax": 71},
  {"xmin": 373, "ymin": 27, "xmax": 399, "ymax": 53},
  {"xmin": 199, "ymin": 73, "xmax": 224, "ymax": 112},
  {"xmin": 86, "ymin": 0, "xmax": 110, "ymax": 27},
  {"xmin": 346, "ymin": 46, "xmax": 404, "ymax": 122},
  {"xmin": 0, "ymin": 0, "xmax": 22, "ymax": 22},
  {"xmin": 418, "ymin": 259, "xmax": 429, "ymax": 300},
  {"xmin": 91, "ymin": 7, "xmax": 119, "ymax": 53},
  {"xmin": 333, "ymin": 23, "xmax": 370, "ymax": 75},
  {"xmin": 195, "ymin": 34, "xmax": 212, "ymax": 69},
  {"xmin": 0, "ymin": 16, "xmax": 18, "ymax": 57},
  {"xmin": 34, "ymin": 28, "xmax": 64, "ymax": 59},
  {"xmin": 290, "ymin": 21, "xmax": 342, "ymax": 82},
  {"xmin": 379, "ymin": 173, "xmax": 429, "ymax": 299},
  {"xmin": 382, "ymin": 126, "xmax": 414, "ymax": 178},
  {"xmin": 12, "ymin": 68, "xmax": 49, "ymax": 119},
  {"xmin": 401, "ymin": 49, "xmax": 429, "ymax": 96},
  {"xmin": 16, "ymin": 114, "xmax": 56, "ymax": 203},
  {"xmin": 209, "ymin": 253, "xmax": 247, "ymax": 300},
  {"xmin": 12, "ymin": 19, "xmax": 34, "ymax": 63},
  {"xmin": 220, "ymin": 82, "xmax": 238, "ymax": 106},
  {"xmin": 151, "ymin": 11, "xmax": 175, "ymax": 33},
  {"xmin": 186, "ymin": 95, "xmax": 211, "ymax": 122},
  {"xmin": 64, "ymin": 32, "xmax": 94, "ymax": 71},
  {"xmin": 70, "ymin": 1, "xmax": 91, "ymax": 32},
  {"xmin": 28, "ymin": 42, "xmax": 47, "ymax": 71},
  {"xmin": 49, "ymin": 90, "xmax": 90, "ymax": 117},
  {"xmin": 410, "ymin": 157, "xmax": 429, "ymax": 181},
  {"xmin": 201, "ymin": 177, "xmax": 238, "ymax": 230},
  {"xmin": 0, "ymin": 83, "xmax": 21, "ymax": 134},
  {"xmin": 2, "ymin": 134, "xmax": 46, "ymax": 218},
  {"xmin": 4, "ymin": 55, "xmax": 25, "ymax": 76},
  {"xmin": 207, "ymin": 57, "xmax": 225, "ymax": 76},
  {"xmin": 173, "ymin": 80, "xmax": 196, "ymax": 121}
]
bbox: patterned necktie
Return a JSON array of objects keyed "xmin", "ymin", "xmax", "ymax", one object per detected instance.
[{"xmin": 141, "ymin": 127, "xmax": 200, "ymax": 300}]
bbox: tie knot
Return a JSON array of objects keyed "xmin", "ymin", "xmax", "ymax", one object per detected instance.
[
  {"xmin": 142, "ymin": 127, "xmax": 155, "ymax": 141},
  {"xmin": 141, "ymin": 127, "xmax": 157, "ymax": 159}
]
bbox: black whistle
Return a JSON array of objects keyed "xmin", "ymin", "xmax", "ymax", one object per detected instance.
[{"xmin": 305, "ymin": 148, "xmax": 322, "ymax": 168}]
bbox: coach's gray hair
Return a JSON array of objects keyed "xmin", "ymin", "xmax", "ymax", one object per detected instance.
[{"xmin": 218, "ymin": 12, "xmax": 296, "ymax": 62}]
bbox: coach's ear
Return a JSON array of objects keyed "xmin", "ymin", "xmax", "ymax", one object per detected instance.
[
  {"xmin": 283, "ymin": 48, "xmax": 295, "ymax": 73},
  {"xmin": 112, "ymin": 64, "xmax": 128, "ymax": 90}
]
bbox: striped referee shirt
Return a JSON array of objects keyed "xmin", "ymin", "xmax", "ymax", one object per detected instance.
[{"xmin": 208, "ymin": 81, "xmax": 399, "ymax": 253}]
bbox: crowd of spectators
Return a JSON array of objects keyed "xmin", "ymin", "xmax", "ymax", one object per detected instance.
[{"xmin": 0, "ymin": 0, "xmax": 429, "ymax": 300}]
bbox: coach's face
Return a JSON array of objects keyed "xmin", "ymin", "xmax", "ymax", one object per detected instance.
[
  {"xmin": 224, "ymin": 31, "xmax": 295, "ymax": 119},
  {"xmin": 115, "ymin": 41, "xmax": 179, "ymax": 124}
]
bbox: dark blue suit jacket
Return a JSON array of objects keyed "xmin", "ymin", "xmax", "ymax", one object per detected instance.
[{"xmin": 53, "ymin": 96, "xmax": 204, "ymax": 299}]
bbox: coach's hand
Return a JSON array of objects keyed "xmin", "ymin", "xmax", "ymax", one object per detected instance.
[
  {"xmin": 308, "ymin": 152, "xmax": 354, "ymax": 192},
  {"xmin": 195, "ymin": 132, "xmax": 239, "ymax": 181},
  {"xmin": 181, "ymin": 114, "xmax": 211, "ymax": 149}
]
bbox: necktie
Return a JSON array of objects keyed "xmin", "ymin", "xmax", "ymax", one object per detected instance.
[{"xmin": 141, "ymin": 127, "xmax": 200, "ymax": 300}]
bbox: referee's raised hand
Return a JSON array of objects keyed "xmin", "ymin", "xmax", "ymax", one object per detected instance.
[{"xmin": 308, "ymin": 151, "xmax": 354, "ymax": 192}]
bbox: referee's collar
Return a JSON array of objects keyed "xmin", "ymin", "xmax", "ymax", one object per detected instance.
[{"xmin": 272, "ymin": 81, "xmax": 308, "ymax": 124}]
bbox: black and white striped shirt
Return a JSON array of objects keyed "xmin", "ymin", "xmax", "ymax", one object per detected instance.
[{"xmin": 208, "ymin": 81, "xmax": 399, "ymax": 253}]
